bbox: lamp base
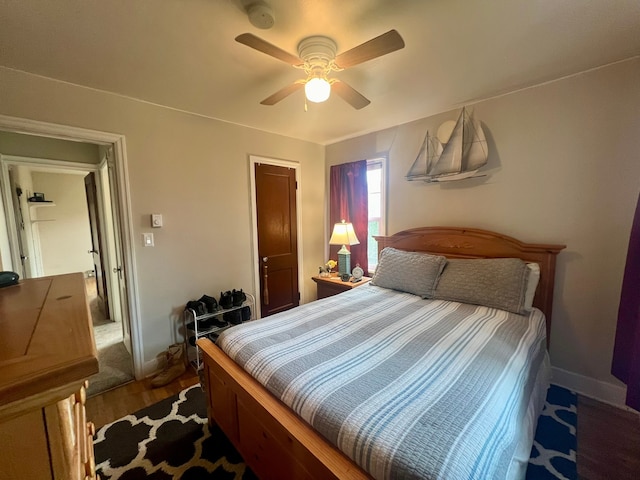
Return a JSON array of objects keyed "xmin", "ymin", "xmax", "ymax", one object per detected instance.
[{"xmin": 337, "ymin": 250, "xmax": 351, "ymax": 276}]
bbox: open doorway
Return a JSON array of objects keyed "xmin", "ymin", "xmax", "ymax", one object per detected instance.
[{"xmin": 0, "ymin": 121, "xmax": 141, "ymax": 395}]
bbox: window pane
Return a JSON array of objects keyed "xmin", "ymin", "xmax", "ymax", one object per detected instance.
[
  {"xmin": 367, "ymin": 159, "xmax": 384, "ymax": 273},
  {"xmin": 368, "ymin": 192, "xmax": 381, "ymax": 218},
  {"xmin": 367, "ymin": 167, "xmax": 381, "ymax": 193},
  {"xmin": 368, "ymin": 220, "xmax": 379, "ymax": 269}
]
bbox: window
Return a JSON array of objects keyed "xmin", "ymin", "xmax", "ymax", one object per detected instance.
[{"xmin": 367, "ymin": 158, "xmax": 386, "ymax": 272}]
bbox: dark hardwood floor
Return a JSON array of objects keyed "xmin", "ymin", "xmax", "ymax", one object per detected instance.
[
  {"xmin": 577, "ymin": 395, "xmax": 640, "ymax": 479},
  {"xmin": 87, "ymin": 375, "xmax": 640, "ymax": 479},
  {"xmin": 86, "ymin": 369, "xmax": 200, "ymax": 429}
]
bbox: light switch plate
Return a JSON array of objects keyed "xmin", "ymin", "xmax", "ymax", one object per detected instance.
[
  {"xmin": 151, "ymin": 214, "xmax": 163, "ymax": 228},
  {"xmin": 143, "ymin": 233, "xmax": 154, "ymax": 247}
]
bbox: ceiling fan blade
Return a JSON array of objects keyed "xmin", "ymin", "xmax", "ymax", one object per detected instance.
[
  {"xmin": 235, "ymin": 33, "xmax": 303, "ymax": 66},
  {"xmin": 334, "ymin": 30, "xmax": 405, "ymax": 69},
  {"xmin": 332, "ymin": 80, "xmax": 371, "ymax": 110},
  {"xmin": 260, "ymin": 82, "xmax": 304, "ymax": 105}
]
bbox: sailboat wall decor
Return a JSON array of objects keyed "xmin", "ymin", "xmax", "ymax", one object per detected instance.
[{"xmin": 406, "ymin": 107, "xmax": 488, "ymax": 183}]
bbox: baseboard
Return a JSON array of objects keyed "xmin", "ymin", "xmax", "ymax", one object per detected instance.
[
  {"xmin": 142, "ymin": 357, "xmax": 162, "ymax": 378},
  {"xmin": 551, "ymin": 366, "xmax": 631, "ymax": 409}
]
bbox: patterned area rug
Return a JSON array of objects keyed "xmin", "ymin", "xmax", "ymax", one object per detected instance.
[
  {"xmin": 95, "ymin": 384, "xmax": 577, "ymax": 479},
  {"xmin": 527, "ymin": 384, "xmax": 578, "ymax": 480}
]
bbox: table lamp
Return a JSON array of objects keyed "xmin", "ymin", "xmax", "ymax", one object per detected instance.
[{"xmin": 329, "ymin": 220, "xmax": 360, "ymax": 276}]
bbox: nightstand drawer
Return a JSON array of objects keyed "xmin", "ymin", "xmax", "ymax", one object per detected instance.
[{"xmin": 312, "ymin": 275, "xmax": 371, "ymax": 299}]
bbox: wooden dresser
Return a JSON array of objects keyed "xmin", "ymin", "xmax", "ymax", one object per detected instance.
[{"xmin": 0, "ymin": 273, "xmax": 100, "ymax": 480}]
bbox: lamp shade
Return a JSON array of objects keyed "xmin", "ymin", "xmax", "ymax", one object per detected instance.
[{"xmin": 329, "ymin": 221, "xmax": 360, "ymax": 246}]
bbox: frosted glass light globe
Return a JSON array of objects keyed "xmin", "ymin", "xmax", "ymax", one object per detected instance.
[{"xmin": 305, "ymin": 78, "xmax": 331, "ymax": 103}]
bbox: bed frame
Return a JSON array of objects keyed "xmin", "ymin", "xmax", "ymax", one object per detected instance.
[{"xmin": 197, "ymin": 226, "xmax": 565, "ymax": 480}]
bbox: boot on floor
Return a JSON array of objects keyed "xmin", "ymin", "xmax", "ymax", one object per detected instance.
[{"xmin": 150, "ymin": 343, "xmax": 186, "ymax": 388}]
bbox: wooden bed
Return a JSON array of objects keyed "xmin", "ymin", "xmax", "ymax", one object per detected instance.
[{"xmin": 197, "ymin": 226, "xmax": 565, "ymax": 480}]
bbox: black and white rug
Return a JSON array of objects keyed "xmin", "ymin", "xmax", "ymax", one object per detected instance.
[
  {"xmin": 95, "ymin": 384, "xmax": 577, "ymax": 480},
  {"xmin": 526, "ymin": 384, "xmax": 577, "ymax": 480}
]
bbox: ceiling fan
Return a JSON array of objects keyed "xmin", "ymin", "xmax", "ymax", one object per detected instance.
[{"xmin": 235, "ymin": 30, "xmax": 405, "ymax": 109}]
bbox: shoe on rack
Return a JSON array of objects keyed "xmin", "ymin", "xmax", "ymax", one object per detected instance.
[
  {"xmin": 212, "ymin": 317, "xmax": 228, "ymax": 328},
  {"xmin": 198, "ymin": 294, "xmax": 218, "ymax": 313},
  {"xmin": 241, "ymin": 306, "xmax": 252, "ymax": 322},
  {"xmin": 150, "ymin": 343, "xmax": 186, "ymax": 388},
  {"xmin": 198, "ymin": 318, "xmax": 212, "ymax": 329},
  {"xmin": 185, "ymin": 300, "xmax": 206, "ymax": 316},
  {"xmin": 219, "ymin": 291, "xmax": 233, "ymax": 309},
  {"xmin": 224, "ymin": 310, "xmax": 242, "ymax": 325},
  {"xmin": 232, "ymin": 289, "xmax": 246, "ymax": 307}
]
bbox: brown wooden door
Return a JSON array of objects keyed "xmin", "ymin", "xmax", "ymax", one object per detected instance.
[
  {"xmin": 84, "ymin": 172, "xmax": 110, "ymax": 320},
  {"xmin": 255, "ymin": 163, "xmax": 299, "ymax": 316}
]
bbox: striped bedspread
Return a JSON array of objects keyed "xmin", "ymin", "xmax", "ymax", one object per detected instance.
[{"xmin": 217, "ymin": 284, "xmax": 548, "ymax": 480}]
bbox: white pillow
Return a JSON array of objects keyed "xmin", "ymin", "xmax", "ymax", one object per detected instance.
[{"xmin": 523, "ymin": 263, "xmax": 540, "ymax": 312}]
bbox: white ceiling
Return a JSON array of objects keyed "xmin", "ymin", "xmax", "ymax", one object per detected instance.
[{"xmin": 2, "ymin": 0, "xmax": 639, "ymax": 145}]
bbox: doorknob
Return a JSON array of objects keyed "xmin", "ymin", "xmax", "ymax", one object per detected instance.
[
  {"xmin": 262, "ymin": 257, "xmax": 268, "ymax": 262},
  {"xmin": 88, "ymin": 249, "xmax": 98, "ymax": 254},
  {"xmin": 113, "ymin": 266, "xmax": 122, "ymax": 274}
]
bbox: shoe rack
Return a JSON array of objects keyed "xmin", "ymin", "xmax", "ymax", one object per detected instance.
[{"xmin": 183, "ymin": 293, "xmax": 256, "ymax": 371}]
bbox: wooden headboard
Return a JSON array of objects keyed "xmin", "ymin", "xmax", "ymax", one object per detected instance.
[{"xmin": 374, "ymin": 226, "xmax": 565, "ymax": 344}]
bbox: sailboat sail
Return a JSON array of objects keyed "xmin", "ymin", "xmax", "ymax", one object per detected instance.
[
  {"xmin": 406, "ymin": 107, "xmax": 488, "ymax": 182},
  {"xmin": 405, "ymin": 131, "xmax": 443, "ymax": 180},
  {"xmin": 429, "ymin": 108, "xmax": 465, "ymax": 176},
  {"xmin": 462, "ymin": 111, "xmax": 488, "ymax": 171}
]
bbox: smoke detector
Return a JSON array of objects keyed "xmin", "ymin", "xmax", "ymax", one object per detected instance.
[{"xmin": 247, "ymin": 2, "xmax": 275, "ymax": 30}]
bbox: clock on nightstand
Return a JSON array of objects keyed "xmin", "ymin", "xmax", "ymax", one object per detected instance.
[
  {"xmin": 312, "ymin": 273, "xmax": 371, "ymax": 299},
  {"xmin": 352, "ymin": 264, "xmax": 364, "ymax": 281}
]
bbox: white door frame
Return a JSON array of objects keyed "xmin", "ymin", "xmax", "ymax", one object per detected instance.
[
  {"xmin": 248, "ymin": 155, "xmax": 304, "ymax": 318},
  {"xmin": 0, "ymin": 114, "xmax": 144, "ymax": 379}
]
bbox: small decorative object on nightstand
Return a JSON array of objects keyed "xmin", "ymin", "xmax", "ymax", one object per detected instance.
[
  {"xmin": 312, "ymin": 274, "xmax": 371, "ymax": 299},
  {"xmin": 351, "ymin": 263, "xmax": 364, "ymax": 282}
]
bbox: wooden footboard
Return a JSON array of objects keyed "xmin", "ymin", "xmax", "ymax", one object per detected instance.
[{"xmin": 197, "ymin": 337, "xmax": 371, "ymax": 480}]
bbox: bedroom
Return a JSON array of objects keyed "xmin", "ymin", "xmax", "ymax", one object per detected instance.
[{"xmin": 0, "ymin": 0, "xmax": 639, "ymax": 478}]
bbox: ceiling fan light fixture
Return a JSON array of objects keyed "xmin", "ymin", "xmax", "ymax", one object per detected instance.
[
  {"xmin": 236, "ymin": 30, "xmax": 404, "ymax": 108},
  {"xmin": 305, "ymin": 77, "xmax": 331, "ymax": 103}
]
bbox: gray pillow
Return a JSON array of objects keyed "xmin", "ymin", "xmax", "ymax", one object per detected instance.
[
  {"xmin": 433, "ymin": 258, "xmax": 529, "ymax": 314},
  {"xmin": 371, "ymin": 247, "xmax": 447, "ymax": 298}
]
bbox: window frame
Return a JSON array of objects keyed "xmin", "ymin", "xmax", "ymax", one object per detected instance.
[{"xmin": 366, "ymin": 157, "xmax": 387, "ymax": 273}]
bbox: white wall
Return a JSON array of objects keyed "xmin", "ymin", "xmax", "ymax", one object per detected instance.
[
  {"xmin": 326, "ymin": 58, "xmax": 640, "ymax": 404},
  {"xmin": 0, "ymin": 66, "xmax": 326, "ymax": 371},
  {"xmin": 31, "ymin": 171, "xmax": 94, "ymax": 276}
]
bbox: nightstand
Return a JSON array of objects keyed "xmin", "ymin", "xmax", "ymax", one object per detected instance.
[{"xmin": 312, "ymin": 275, "xmax": 372, "ymax": 299}]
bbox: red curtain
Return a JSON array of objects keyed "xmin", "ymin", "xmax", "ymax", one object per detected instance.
[
  {"xmin": 612, "ymin": 191, "xmax": 640, "ymax": 411},
  {"xmin": 329, "ymin": 160, "xmax": 368, "ymax": 274}
]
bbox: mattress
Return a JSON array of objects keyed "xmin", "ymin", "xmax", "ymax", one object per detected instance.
[{"xmin": 218, "ymin": 284, "xmax": 550, "ymax": 480}]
